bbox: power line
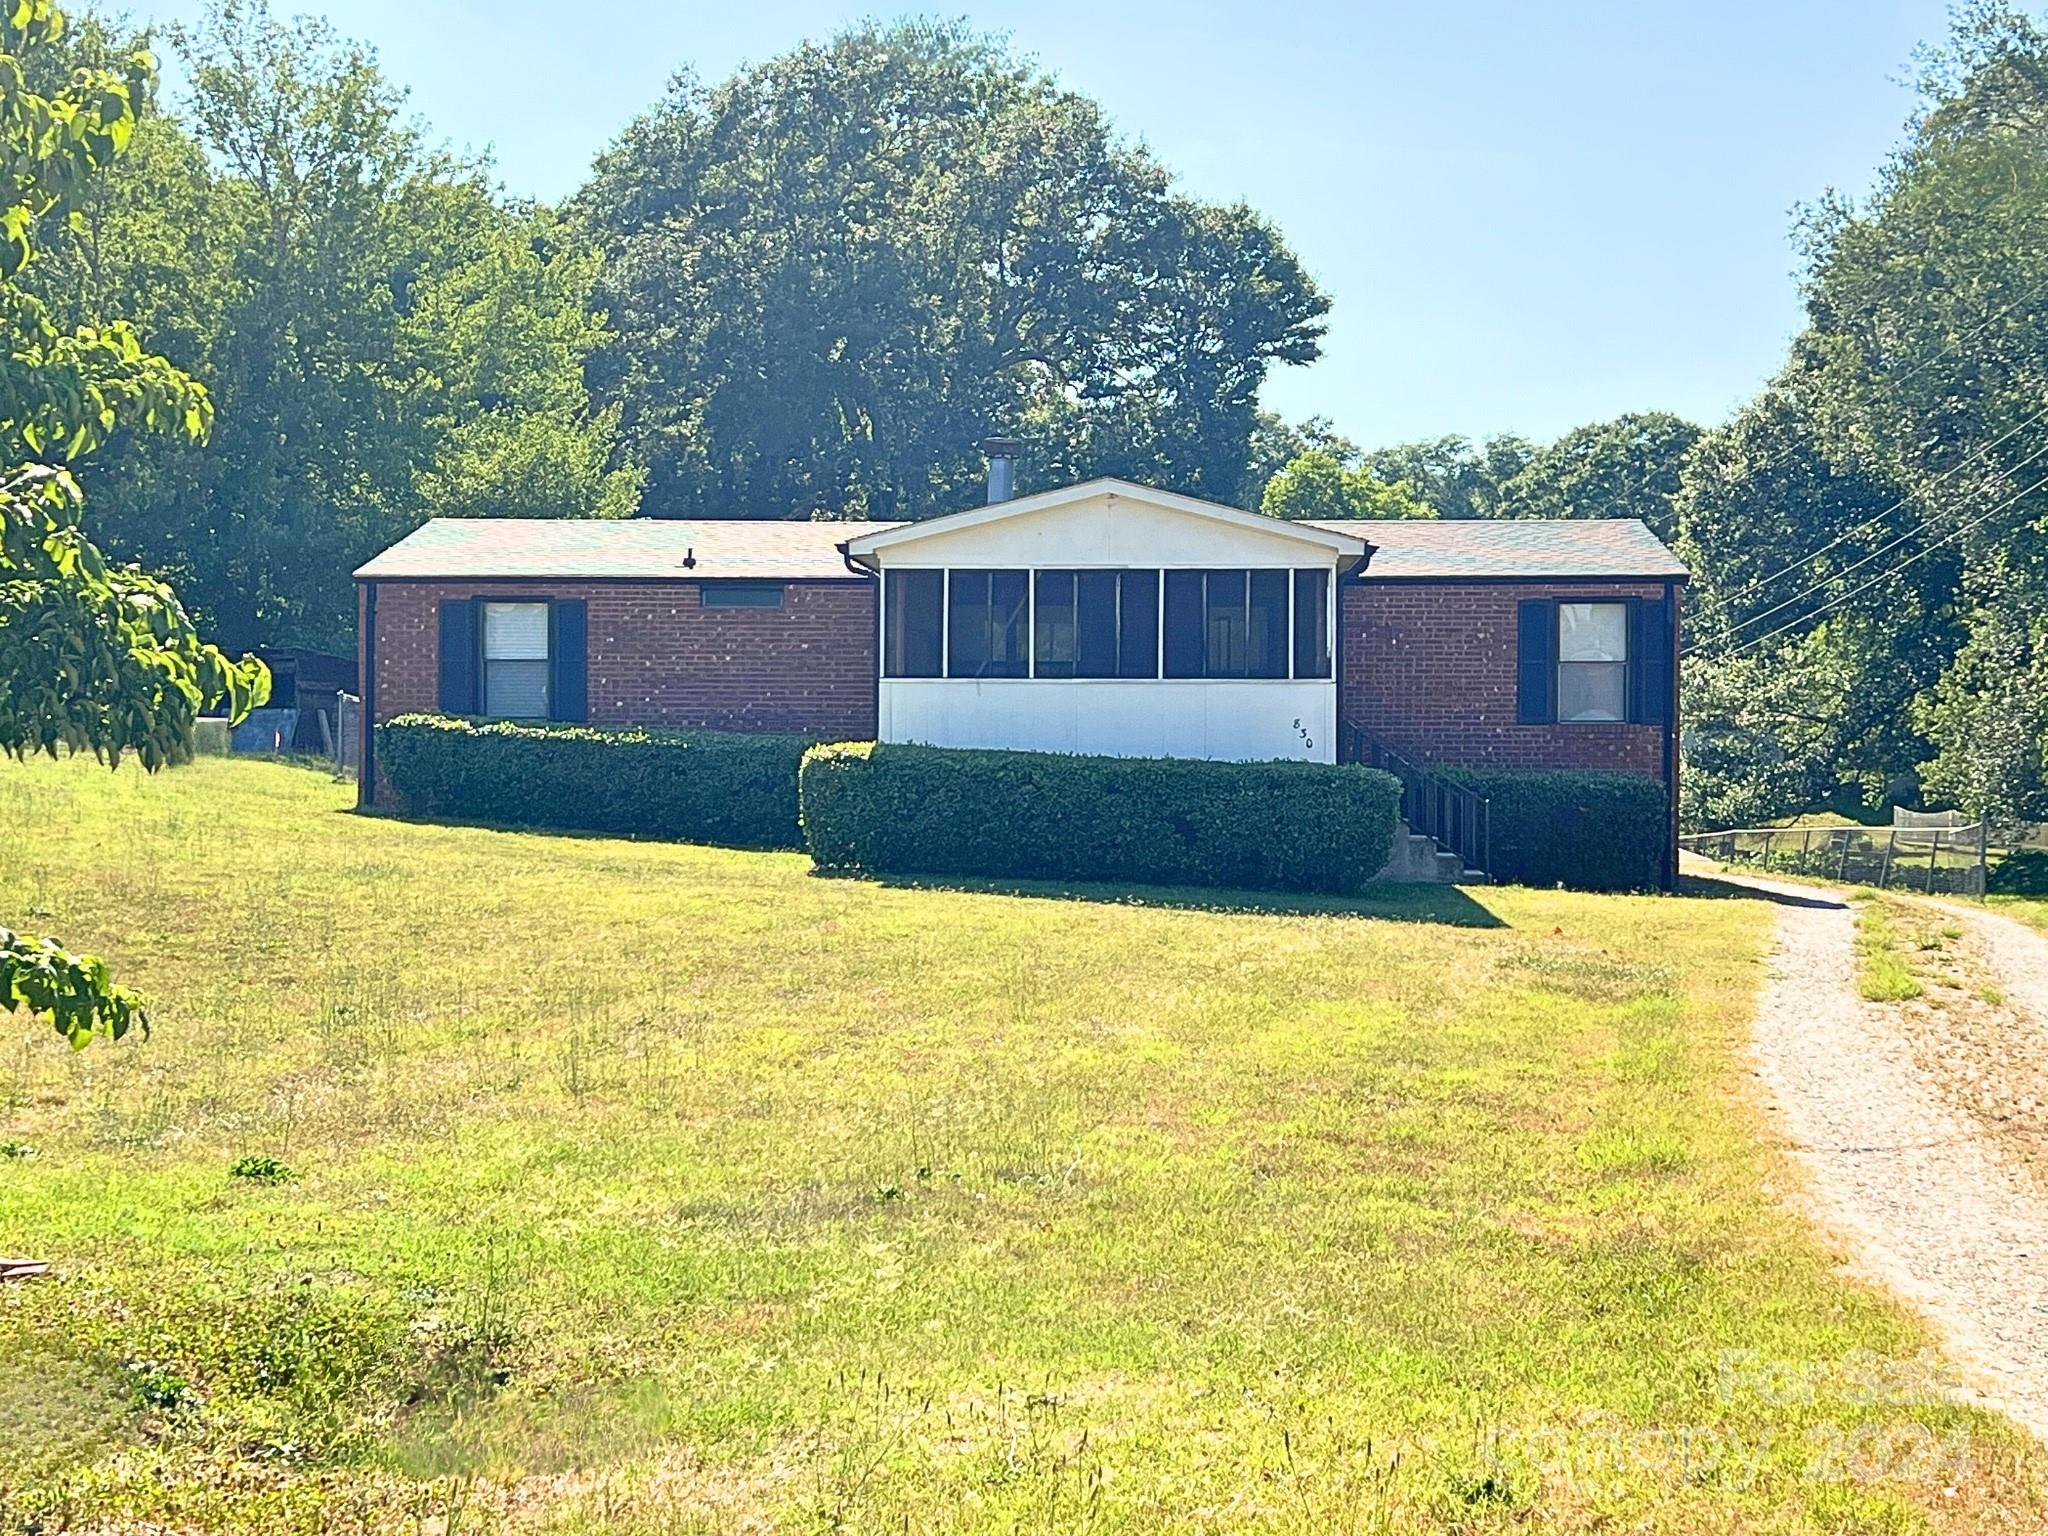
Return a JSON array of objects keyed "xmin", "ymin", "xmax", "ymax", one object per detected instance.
[
  {"xmin": 1699, "ymin": 465, "xmax": 2048, "ymax": 662},
  {"xmin": 1705, "ymin": 395, "xmax": 2048, "ymax": 616},
  {"xmin": 1683, "ymin": 423, "xmax": 2048, "ymax": 658}
]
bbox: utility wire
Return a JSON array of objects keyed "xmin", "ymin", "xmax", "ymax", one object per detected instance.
[
  {"xmin": 1683, "ymin": 424, "xmax": 2048, "ymax": 657},
  {"xmin": 1699, "ymin": 464, "xmax": 2048, "ymax": 662},
  {"xmin": 1705, "ymin": 394, "xmax": 2048, "ymax": 615}
]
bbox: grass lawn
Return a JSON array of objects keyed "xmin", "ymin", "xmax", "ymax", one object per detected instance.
[
  {"xmin": 1991, "ymin": 895, "xmax": 2048, "ymax": 935},
  {"xmin": 1, "ymin": 756, "xmax": 2041, "ymax": 1533}
]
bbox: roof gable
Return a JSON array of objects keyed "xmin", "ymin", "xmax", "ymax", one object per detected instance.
[{"xmin": 841, "ymin": 478, "xmax": 1370, "ymax": 565}]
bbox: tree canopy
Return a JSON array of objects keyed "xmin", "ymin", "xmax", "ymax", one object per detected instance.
[
  {"xmin": 1673, "ymin": 1, "xmax": 2048, "ymax": 831},
  {"xmin": 577, "ymin": 21, "xmax": 1329, "ymax": 523},
  {"xmin": 25, "ymin": 0, "xmax": 641, "ymax": 654},
  {"xmin": 3, "ymin": 0, "xmax": 267, "ymax": 1045}
]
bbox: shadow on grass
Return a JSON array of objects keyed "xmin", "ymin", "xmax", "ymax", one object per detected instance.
[
  {"xmin": 821, "ymin": 868, "xmax": 1509, "ymax": 927},
  {"xmin": 1675, "ymin": 873, "xmax": 1849, "ymax": 910}
]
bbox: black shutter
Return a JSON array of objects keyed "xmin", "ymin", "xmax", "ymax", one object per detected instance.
[
  {"xmin": 550, "ymin": 599, "xmax": 588, "ymax": 722},
  {"xmin": 1516, "ymin": 599, "xmax": 1556, "ymax": 724},
  {"xmin": 437, "ymin": 599, "xmax": 478, "ymax": 714},
  {"xmin": 1630, "ymin": 596, "xmax": 1672, "ymax": 725}
]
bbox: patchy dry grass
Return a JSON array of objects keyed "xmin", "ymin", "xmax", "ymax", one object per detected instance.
[{"xmin": 0, "ymin": 755, "xmax": 2042, "ymax": 1533}]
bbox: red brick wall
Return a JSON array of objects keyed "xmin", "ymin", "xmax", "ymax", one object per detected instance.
[
  {"xmin": 1339, "ymin": 581, "xmax": 1677, "ymax": 776},
  {"xmin": 359, "ymin": 579, "xmax": 876, "ymax": 802}
]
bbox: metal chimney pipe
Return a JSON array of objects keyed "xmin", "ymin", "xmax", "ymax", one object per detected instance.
[{"xmin": 982, "ymin": 436, "xmax": 1021, "ymax": 504}]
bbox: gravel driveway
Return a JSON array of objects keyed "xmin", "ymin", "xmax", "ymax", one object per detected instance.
[{"xmin": 1729, "ymin": 871, "xmax": 2048, "ymax": 1440}]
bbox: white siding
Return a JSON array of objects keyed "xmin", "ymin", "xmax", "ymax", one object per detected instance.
[{"xmin": 881, "ymin": 679, "xmax": 1335, "ymax": 763}]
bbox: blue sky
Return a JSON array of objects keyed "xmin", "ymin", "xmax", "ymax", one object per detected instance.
[{"xmin": 141, "ymin": 0, "xmax": 1955, "ymax": 449}]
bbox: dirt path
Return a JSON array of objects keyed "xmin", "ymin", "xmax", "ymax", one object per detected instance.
[
  {"xmin": 1728, "ymin": 871, "xmax": 2048, "ymax": 1440},
  {"xmin": 1934, "ymin": 897, "xmax": 2048, "ymax": 1029}
]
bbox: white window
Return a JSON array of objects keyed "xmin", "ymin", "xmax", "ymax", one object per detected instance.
[
  {"xmin": 1557, "ymin": 602, "xmax": 1627, "ymax": 722},
  {"xmin": 483, "ymin": 601, "xmax": 550, "ymax": 719}
]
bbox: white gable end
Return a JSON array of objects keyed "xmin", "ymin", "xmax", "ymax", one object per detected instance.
[{"xmin": 843, "ymin": 480, "xmax": 1366, "ymax": 569}]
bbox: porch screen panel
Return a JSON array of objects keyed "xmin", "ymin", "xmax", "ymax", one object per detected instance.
[
  {"xmin": 1292, "ymin": 569, "xmax": 1331, "ymax": 680},
  {"xmin": 1075, "ymin": 571, "xmax": 1120, "ymax": 677},
  {"xmin": 1246, "ymin": 570, "xmax": 1289, "ymax": 679},
  {"xmin": 1202, "ymin": 570, "xmax": 1249, "ymax": 677},
  {"xmin": 1032, "ymin": 571, "xmax": 1078, "ymax": 678},
  {"xmin": 1163, "ymin": 571, "xmax": 1205, "ymax": 678},
  {"xmin": 1117, "ymin": 571, "xmax": 1159, "ymax": 678},
  {"xmin": 1038, "ymin": 569, "xmax": 1159, "ymax": 678},
  {"xmin": 884, "ymin": 569, "xmax": 943, "ymax": 677},
  {"xmin": 948, "ymin": 569, "xmax": 1028, "ymax": 678}
]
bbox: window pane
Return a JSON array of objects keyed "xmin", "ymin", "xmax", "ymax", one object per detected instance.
[
  {"xmin": 702, "ymin": 582, "xmax": 783, "ymax": 609},
  {"xmin": 1202, "ymin": 570, "xmax": 1248, "ymax": 677},
  {"xmin": 1075, "ymin": 571, "xmax": 1119, "ymax": 677},
  {"xmin": 1248, "ymin": 570, "xmax": 1289, "ymax": 679},
  {"xmin": 1034, "ymin": 571, "xmax": 1076, "ymax": 678},
  {"xmin": 885, "ymin": 570, "xmax": 942, "ymax": 677},
  {"xmin": 1293, "ymin": 569, "xmax": 1331, "ymax": 680},
  {"xmin": 1559, "ymin": 602, "xmax": 1627, "ymax": 662},
  {"xmin": 1559, "ymin": 661, "xmax": 1627, "ymax": 722},
  {"xmin": 1118, "ymin": 571, "xmax": 1159, "ymax": 678},
  {"xmin": 486, "ymin": 658, "xmax": 549, "ymax": 718},
  {"xmin": 1163, "ymin": 571, "xmax": 1204, "ymax": 677},
  {"xmin": 949, "ymin": 570, "xmax": 1027, "ymax": 678},
  {"xmin": 483, "ymin": 601, "xmax": 548, "ymax": 660}
]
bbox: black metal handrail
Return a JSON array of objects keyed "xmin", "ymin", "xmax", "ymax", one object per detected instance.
[{"xmin": 1344, "ymin": 725, "xmax": 1491, "ymax": 878}]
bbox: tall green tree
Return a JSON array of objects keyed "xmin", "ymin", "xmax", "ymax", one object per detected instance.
[
  {"xmin": 28, "ymin": 0, "xmax": 640, "ymax": 654},
  {"xmin": 1357, "ymin": 433, "xmax": 1536, "ymax": 520},
  {"xmin": 578, "ymin": 22, "xmax": 1328, "ymax": 522},
  {"xmin": 2, "ymin": 0, "xmax": 266, "ymax": 1046},
  {"xmin": 1259, "ymin": 449, "xmax": 1435, "ymax": 520},
  {"xmin": 1678, "ymin": 2, "xmax": 2048, "ymax": 830},
  {"xmin": 1496, "ymin": 411, "xmax": 1701, "ymax": 539}
]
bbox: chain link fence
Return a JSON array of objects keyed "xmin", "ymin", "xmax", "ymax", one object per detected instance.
[{"xmin": 1680, "ymin": 822, "xmax": 1988, "ymax": 896}]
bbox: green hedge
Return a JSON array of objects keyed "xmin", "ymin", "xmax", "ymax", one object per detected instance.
[
  {"xmin": 376, "ymin": 714, "xmax": 813, "ymax": 848},
  {"xmin": 800, "ymin": 742, "xmax": 1402, "ymax": 895},
  {"xmin": 1441, "ymin": 768, "xmax": 1669, "ymax": 891}
]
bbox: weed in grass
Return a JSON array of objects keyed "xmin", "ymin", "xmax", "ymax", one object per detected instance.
[
  {"xmin": 1855, "ymin": 901, "xmax": 1927, "ymax": 1002},
  {"xmin": 229, "ymin": 1153, "xmax": 298, "ymax": 1182}
]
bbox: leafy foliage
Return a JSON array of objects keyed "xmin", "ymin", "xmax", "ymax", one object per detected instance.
[
  {"xmin": 377, "ymin": 713, "xmax": 815, "ymax": 849},
  {"xmin": 1260, "ymin": 450, "xmax": 1436, "ymax": 521},
  {"xmin": 25, "ymin": 1, "xmax": 640, "ymax": 653},
  {"xmin": 3, "ymin": 0, "xmax": 266, "ymax": 1047},
  {"xmin": 1441, "ymin": 768, "xmax": 1669, "ymax": 891},
  {"xmin": 1672, "ymin": 4, "xmax": 2048, "ymax": 831},
  {"xmin": 0, "ymin": 1, "xmax": 211, "ymax": 459},
  {"xmin": 578, "ymin": 21, "xmax": 1327, "ymax": 521},
  {"xmin": 1, "ymin": 924, "xmax": 146, "ymax": 1046},
  {"xmin": 799, "ymin": 741, "xmax": 1401, "ymax": 895}
]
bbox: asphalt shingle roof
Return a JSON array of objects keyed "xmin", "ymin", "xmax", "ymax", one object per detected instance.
[
  {"xmin": 353, "ymin": 518, "xmax": 900, "ymax": 581},
  {"xmin": 354, "ymin": 512, "xmax": 1686, "ymax": 583},
  {"xmin": 1312, "ymin": 517, "xmax": 1687, "ymax": 581}
]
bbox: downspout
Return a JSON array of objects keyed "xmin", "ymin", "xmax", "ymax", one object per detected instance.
[
  {"xmin": 359, "ymin": 579, "xmax": 378, "ymax": 808},
  {"xmin": 840, "ymin": 543, "xmax": 880, "ymax": 741},
  {"xmin": 1334, "ymin": 542, "xmax": 1377, "ymax": 763},
  {"xmin": 1663, "ymin": 578, "xmax": 1680, "ymax": 890}
]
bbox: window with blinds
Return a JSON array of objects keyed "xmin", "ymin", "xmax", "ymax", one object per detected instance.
[{"xmin": 482, "ymin": 601, "xmax": 550, "ymax": 719}]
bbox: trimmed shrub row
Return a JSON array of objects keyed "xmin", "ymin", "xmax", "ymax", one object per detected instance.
[
  {"xmin": 799, "ymin": 741, "xmax": 1402, "ymax": 895},
  {"xmin": 1441, "ymin": 767, "xmax": 1669, "ymax": 891},
  {"xmin": 376, "ymin": 714, "xmax": 814, "ymax": 849}
]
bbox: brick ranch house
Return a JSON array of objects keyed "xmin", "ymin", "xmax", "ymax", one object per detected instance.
[{"xmin": 354, "ymin": 474, "xmax": 1686, "ymax": 879}]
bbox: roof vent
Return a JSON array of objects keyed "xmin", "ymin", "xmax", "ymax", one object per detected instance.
[{"xmin": 982, "ymin": 436, "xmax": 1021, "ymax": 504}]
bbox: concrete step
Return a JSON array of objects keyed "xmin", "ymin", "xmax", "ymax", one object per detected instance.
[{"xmin": 1374, "ymin": 820, "xmax": 1483, "ymax": 885}]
